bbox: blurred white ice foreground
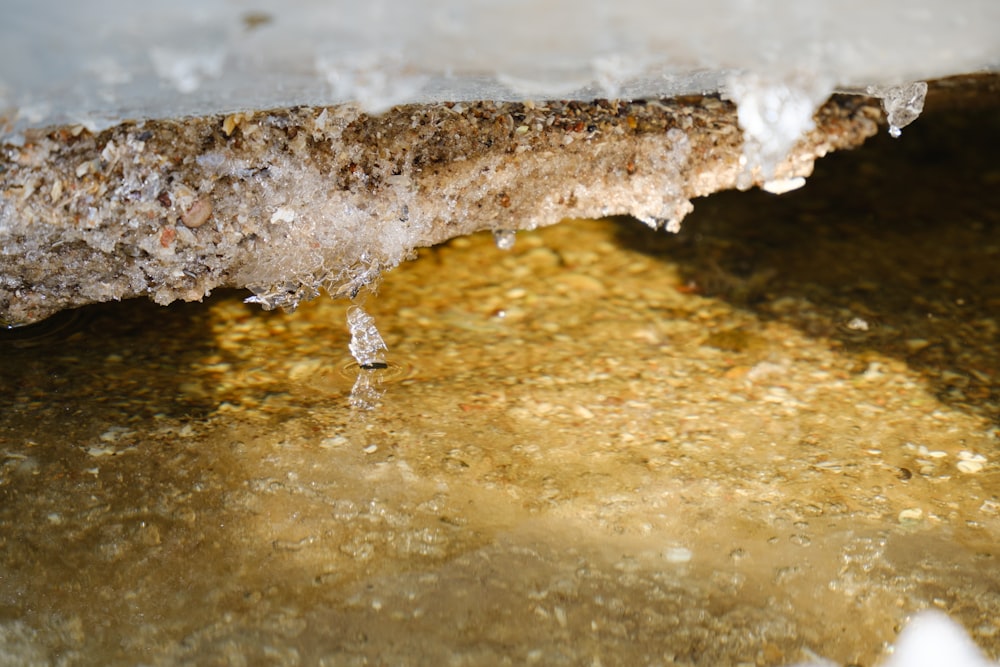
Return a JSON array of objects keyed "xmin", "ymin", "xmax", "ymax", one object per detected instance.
[
  {"xmin": 882, "ymin": 612, "xmax": 996, "ymax": 667},
  {"xmin": 793, "ymin": 611, "xmax": 997, "ymax": 667}
]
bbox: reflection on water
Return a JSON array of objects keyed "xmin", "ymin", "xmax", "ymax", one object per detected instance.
[
  {"xmin": 348, "ymin": 368, "xmax": 385, "ymax": 410},
  {"xmin": 1, "ymin": 308, "xmax": 88, "ymax": 348},
  {"xmin": 1, "ymin": 103, "xmax": 998, "ymax": 665}
]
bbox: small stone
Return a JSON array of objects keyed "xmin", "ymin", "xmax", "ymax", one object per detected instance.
[
  {"xmin": 181, "ymin": 198, "xmax": 213, "ymax": 228},
  {"xmin": 958, "ymin": 460, "xmax": 984, "ymax": 474},
  {"xmin": 957, "ymin": 451, "xmax": 987, "ymax": 474}
]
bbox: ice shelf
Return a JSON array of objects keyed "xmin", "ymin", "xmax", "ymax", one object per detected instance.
[
  {"xmin": 2, "ymin": 1, "xmax": 998, "ymax": 325},
  {"xmin": 1, "ymin": 1, "xmax": 998, "ymax": 134}
]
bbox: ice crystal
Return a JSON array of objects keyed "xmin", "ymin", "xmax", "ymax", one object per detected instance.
[{"xmin": 347, "ymin": 306, "xmax": 387, "ymax": 369}]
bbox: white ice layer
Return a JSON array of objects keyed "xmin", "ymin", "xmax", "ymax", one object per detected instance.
[{"xmin": 1, "ymin": 0, "xmax": 998, "ymax": 135}]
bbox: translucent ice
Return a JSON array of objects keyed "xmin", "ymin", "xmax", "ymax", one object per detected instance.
[
  {"xmin": 867, "ymin": 82, "xmax": 929, "ymax": 138},
  {"xmin": 493, "ymin": 229, "xmax": 516, "ymax": 251},
  {"xmin": 346, "ymin": 306, "xmax": 387, "ymax": 369},
  {"xmin": 149, "ymin": 47, "xmax": 225, "ymax": 95},
  {"xmin": 316, "ymin": 50, "xmax": 430, "ymax": 114}
]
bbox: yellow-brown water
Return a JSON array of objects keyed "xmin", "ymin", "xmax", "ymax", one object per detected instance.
[{"xmin": 1, "ymin": 104, "xmax": 998, "ymax": 666}]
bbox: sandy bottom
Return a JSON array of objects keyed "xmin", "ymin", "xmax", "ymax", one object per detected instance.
[{"xmin": 1, "ymin": 103, "xmax": 998, "ymax": 666}]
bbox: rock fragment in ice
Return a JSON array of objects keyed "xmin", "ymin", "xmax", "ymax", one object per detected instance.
[
  {"xmin": 493, "ymin": 229, "xmax": 516, "ymax": 251},
  {"xmin": 726, "ymin": 72, "xmax": 833, "ymax": 188},
  {"xmin": 867, "ymin": 81, "xmax": 928, "ymax": 138},
  {"xmin": 347, "ymin": 306, "xmax": 388, "ymax": 369},
  {"xmin": 0, "ymin": 96, "xmax": 881, "ymax": 326}
]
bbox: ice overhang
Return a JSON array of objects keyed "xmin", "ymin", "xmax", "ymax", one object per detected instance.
[{"xmin": 1, "ymin": 1, "xmax": 998, "ymax": 327}]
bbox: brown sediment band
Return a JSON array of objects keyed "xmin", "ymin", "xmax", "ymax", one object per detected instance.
[{"xmin": 0, "ymin": 95, "xmax": 880, "ymax": 326}]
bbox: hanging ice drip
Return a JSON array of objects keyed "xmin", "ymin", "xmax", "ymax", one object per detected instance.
[
  {"xmin": 347, "ymin": 305, "xmax": 388, "ymax": 370},
  {"xmin": 346, "ymin": 305, "xmax": 388, "ymax": 409}
]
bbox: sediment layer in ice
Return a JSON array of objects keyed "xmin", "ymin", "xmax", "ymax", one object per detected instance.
[{"xmin": 0, "ymin": 95, "xmax": 880, "ymax": 325}]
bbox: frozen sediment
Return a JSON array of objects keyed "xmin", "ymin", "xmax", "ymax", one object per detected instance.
[{"xmin": 0, "ymin": 95, "xmax": 881, "ymax": 326}]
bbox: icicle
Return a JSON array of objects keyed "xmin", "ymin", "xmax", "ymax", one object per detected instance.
[
  {"xmin": 726, "ymin": 71, "xmax": 833, "ymax": 188},
  {"xmin": 761, "ymin": 176, "xmax": 806, "ymax": 194},
  {"xmin": 867, "ymin": 81, "xmax": 928, "ymax": 138},
  {"xmin": 346, "ymin": 306, "xmax": 387, "ymax": 369}
]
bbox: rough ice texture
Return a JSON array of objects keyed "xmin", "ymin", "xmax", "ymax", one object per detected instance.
[{"xmin": 0, "ymin": 96, "xmax": 879, "ymax": 325}]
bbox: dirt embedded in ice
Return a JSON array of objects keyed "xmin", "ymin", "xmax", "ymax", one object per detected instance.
[{"xmin": 0, "ymin": 92, "xmax": 881, "ymax": 326}]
